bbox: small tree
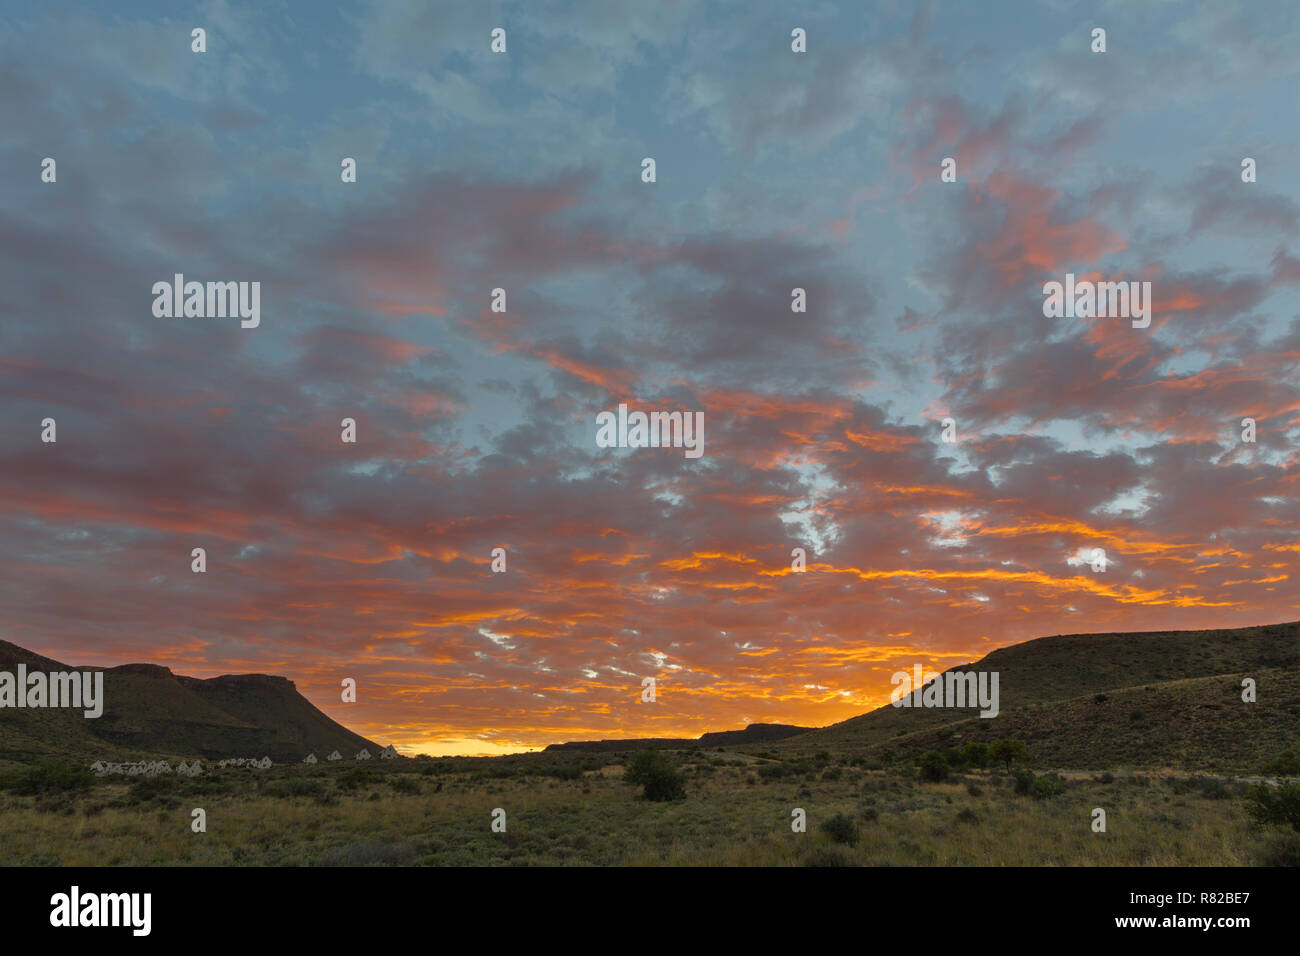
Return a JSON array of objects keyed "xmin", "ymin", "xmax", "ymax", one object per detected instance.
[
  {"xmin": 623, "ymin": 750, "xmax": 686, "ymax": 802},
  {"xmin": 989, "ymin": 738, "xmax": 1030, "ymax": 771}
]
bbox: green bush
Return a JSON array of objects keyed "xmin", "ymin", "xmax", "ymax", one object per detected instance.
[
  {"xmin": 918, "ymin": 750, "xmax": 950, "ymax": 782},
  {"xmin": 1012, "ymin": 769, "xmax": 1035, "ymax": 795},
  {"xmin": 388, "ymin": 776, "xmax": 420, "ymax": 794},
  {"xmin": 1244, "ymin": 783, "xmax": 1300, "ymax": 833},
  {"xmin": 962, "ymin": 742, "xmax": 990, "ymax": 768},
  {"xmin": 1028, "ymin": 774, "xmax": 1065, "ymax": 800},
  {"xmin": 1263, "ymin": 751, "xmax": 1300, "ymax": 776},
  {"xmin": 0, "ymin": 762, "xmax": 95, "ymax": 795},
  {"xmin": 820, "ymin": 812, "xmax": 859, "ymax": 846},
  {"xmin": 337, "ymin": 768, "xmax": 378, "ymax": 791},
  {"xmin": 623, "ymin": 750, "xmax": 686, "ymax": 802}
]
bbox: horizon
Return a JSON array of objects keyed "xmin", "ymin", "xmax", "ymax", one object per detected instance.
[{"xmin": 3, "ymin": 0, "xmax": 1300, "ymax": 757}]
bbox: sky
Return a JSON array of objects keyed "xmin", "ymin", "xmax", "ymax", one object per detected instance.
[{"xmin": 1, "ymin": 0, "xmax": 1298, "ymax": 756}]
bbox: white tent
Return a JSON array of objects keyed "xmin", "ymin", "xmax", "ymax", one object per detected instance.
[
  {"xmin": 257, "ymin": 756, "xmax": 272, "ymax": 769},
  {"xmin": 327, "ymin": 750, "xmax": 342, "ymax": 761},
  {"xmin": 177, "ymin": 761, "xmax": 189, "ymax": 774},
  {"xmin": 303, "ymin": 753, "xmax": 318, "ymax": 764},
  {"xmin": 90, "ymin": 761, "xmax": 106, "ymax": 773},
  {"xmin": 380, "ymin": 745, "xmax": 398, "ymax": 759},
  {"xmin": 355, "ymin": 749, "xmax": 371, "ymax": 760}
]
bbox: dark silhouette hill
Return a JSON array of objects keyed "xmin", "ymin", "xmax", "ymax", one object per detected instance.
[
  {"xmin": 544, "ymin": 722, "xmax": 811, "ymax": 753},
  {"xmin": 0, "ymin": 639, "xmax": 380, "ymax": 765},
  {"xmin": 770, "ymin": 621, "xmax": 1300, "ymax": 771}
]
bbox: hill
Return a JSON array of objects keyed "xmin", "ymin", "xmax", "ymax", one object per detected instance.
[
  {"xmin": 769, "ymin": 621, "xmax": 1300, "ymax": 771},
  {"xmin": 0, "ymin": 639, "xmax": 380, "ymax": 766},
  {"xmin": 544, "ymin": 722, "xmax": 811, "ymax": 753}
]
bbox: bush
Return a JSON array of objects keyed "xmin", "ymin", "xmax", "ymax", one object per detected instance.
[
  {"xmin": 966, "ymin": 782, "xmax": 983, "ymax": 797},
  {"xmin": 1244, "ymin": 783, "xmax": 1300, "ymax": 833},
  {"xmin": 1099, "ymin": 772, "xmax": 1115, "ymax": 784},
  {"xmin": 955, "ymin": 808, "xmax": 980, "ymax": 824},
  {"xmin": 1263, "ymin": 751, "xmax": 1300, "ymax": 777},
  {"xmin": 962, "ymin": 742, "xmax": 990, "ymax": 769},
  {"xmin": 918, "ymin": 750, "xmax": 950, "ymax": 782},
  {"xmin": 264, "ymin": 778, "xmax": 326, "ymax": 799},
  {"xmin": 0, "ymin": 762, "xmax": 95, "ymax": 795},
  {"xmin": 1028, "ymin": 774, "xmax": 1065, "ymax": 800},
  {"xmin": 388, "ymin": 776, "xmax": 420, "ymax": 794},
  {"xmin": 1012, "ymin": 769, "xmax": 1035, "ymax": 795},
  {"xmin": 1257, "ymin": 834, "xmax": 1300, "ymax": 866},
  {"xmin": 337, "ymin": 768, "xmax": 378, "ymax": 791},
  {"xmin": 820, "ymin": 812, "xmax": 859, "ymax": 846},
  {"xmin": 623, "ymin": 750, "xmax": 686, "ymax": 802}
]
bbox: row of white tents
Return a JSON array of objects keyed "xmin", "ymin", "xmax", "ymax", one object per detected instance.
[
  {"xmin": 217, "ymin": 757, "xmax": 273, "ymax": 769},
  {"xmin": 306, "ymin": 745, "xmax": 400, "ymax": 762},
  {"xmin": 90, "ymin": 760, "xmax": 203, "ymax": 777},
  {"xmin": 89, "ymin": 745, "xmax": 400, "ymax": 775}
]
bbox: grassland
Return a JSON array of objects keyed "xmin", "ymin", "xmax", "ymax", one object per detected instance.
[{"xmin": 1, "ymin": 751, "xmax": 1295, "ymax": 866}]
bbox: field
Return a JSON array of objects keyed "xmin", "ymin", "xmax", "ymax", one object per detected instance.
[{"xmin": 2, "ymin": 751, "xmax": 1296, "ymax": 867}]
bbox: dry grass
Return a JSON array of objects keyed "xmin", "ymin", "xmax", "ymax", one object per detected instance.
[{"xmin": 0, "ymin": 759, "xmax": 1276, "ymax": 866}]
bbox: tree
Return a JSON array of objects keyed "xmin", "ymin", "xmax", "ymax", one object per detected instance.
[
  {"xmin": 623, "ymin": 750, "xmax": 686, "ymax": 802},
  {"xmin": 989, "ymin": 738, "xmax": 1030, "ymax": 771}
]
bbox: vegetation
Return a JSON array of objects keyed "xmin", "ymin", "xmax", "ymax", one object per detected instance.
[{"xmin": 623, "ymin": 750, "xmax": 686, "ymax": 802}]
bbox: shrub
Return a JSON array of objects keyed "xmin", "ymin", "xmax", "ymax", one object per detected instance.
[
  {"xmin": 0, "ymin": 762, "xmax": 95, "ymax": 795},
  {"xmin": 966, "ymin": 782, "xmax": 983, "ymax": 797},
  {"xmin": 337, "ymin": 768, "xmax": 378, "ymax": 791},
  {"xmin": 962, "ymin": 742, "xmax": 990, "ymax": 769},
  {"xmin": 955, "ymin": 808, "xmax": 980, "ymax": 824},
  {"xmin": 1028, "ymin": 774, "xmax": 1065, "ymax": 800},
  {"xmin": 1257, "ymin": 834, "xmax": 1300, "ymax": 867},
  {"xmin": 547, "ymin": 764, "xmax": 583, "ymax": 781},
  {"xmin": 1263, "ymin": 751, "xmax": 1300, "ymax": 776},
  {"xmin": 264, "ymin": 778, "xmax": 326, "ymax": 799},
  {"xmin": 388, "ymin": 776, "xmax": 420, "ymax": 794},
  {"xmin": 918, "ymin": 750, "xmax": 950, "ymax": 782},
  {"xmin": 1093, "ymin": 694, "xmax": 1109, "ymax": 703},
  {"xmin": 1099, "ymin": 772, "xmax": 1115, "ymax": 784},
  {"xmin": 623, "ymin": 750, "xmax": 686, "ymax": 802},
  {"xmin": 803, "ymin": 847, "xmax": 854, "ymax": 867},
  {"xmin": 1244, "ymin": 783, "xmax": 1300, "ymax": 833},
  {"xmin": 1012, "ymin": 769, "xmax": 1035, "ymax": 795},
  {"xmin": 820, "ymin": 812, "xmax": 859, "ymax": 846}
]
